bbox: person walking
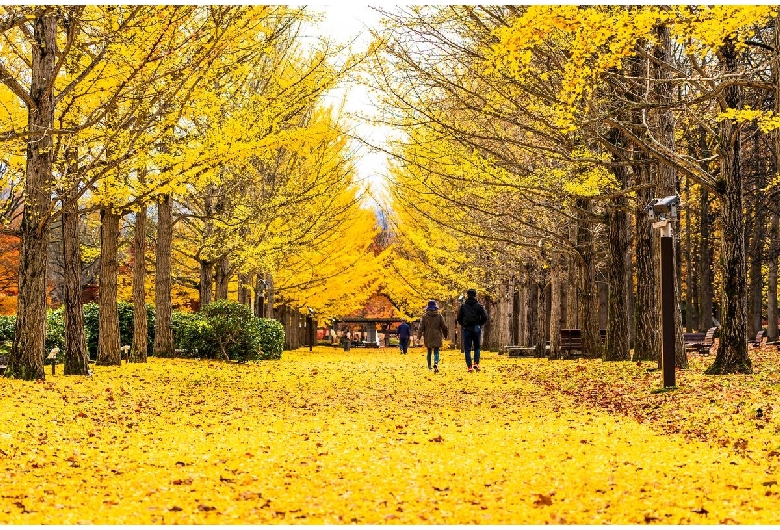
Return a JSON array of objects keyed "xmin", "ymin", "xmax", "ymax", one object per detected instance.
[
  {"xmin": 417, "ymin": 300, "xmax": 448, "ymax": 373},
  {"xmin": 457, "ymin": 288, "xmax": 488, "ymax": 372},
  {"xmin": 397, "ymin": 319, "xmax": 411, "ymax": 354}
]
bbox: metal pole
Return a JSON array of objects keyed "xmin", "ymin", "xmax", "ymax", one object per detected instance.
[{"xmin": 660, "ymin": 233, "xmax": 676, "ymax": 387}]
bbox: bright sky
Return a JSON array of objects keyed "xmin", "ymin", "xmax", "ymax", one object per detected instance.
[{"xmin": 304, "ymin": 5, "xmax": 392, "ymax": 197}]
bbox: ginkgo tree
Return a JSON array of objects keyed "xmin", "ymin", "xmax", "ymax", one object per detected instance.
[{"xmin": 370, "ymin": 5, "xmax": 780, "ymax": 371}]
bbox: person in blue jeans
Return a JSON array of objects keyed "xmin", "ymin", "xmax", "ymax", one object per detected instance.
[
  {"xmin": 397, "ymin": 320, "xmax": 411, "ymax": 354},
  {"xmin": 456, "ymin": 289, "xmax": 488, "ymax": 372},
  {"xmin": 417, "ymin": 300, "xmax": 448, "ymax": 373}
]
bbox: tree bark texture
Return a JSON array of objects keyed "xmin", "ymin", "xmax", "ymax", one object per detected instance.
[
  {"xmin": 748, "ymin": 188, "xmax": 765, "ymax": 338},
  {"xmin": 698, "ymin": 186, "xmax": 714, "ymax": 331},
  {"xmin": 518, "ymin": 267, "xmax": 529, "ymax": 345},
  {"xmin": 707, "ymin": 38, "xmax": 751, "ymax": 375},
  {"xmin": 605, "ymin": 194, "xmax": 631, "ymax": 361},
  {"xmin": 548, "ymin": 253, "xmax": 562, "ymax": 359},
  {"xmin": 96, "ymin": 208, "xmax": 121, "ymax": 366},
  {"xmin": 576, "ymin": 200, "xmax": 601, "ymax": 359},
  {"xmin": 769, "ymin": 19, "xmax": 780, "ymax": 342},
  {"xmin": 603, "ymin": 123, "xmax": 631, "ymax": 361},
  {"xmin": 264, "ymin": 273, "xmax": 275, "ymax": 319},
  {"xmin": 631, "ymin": 56, "xmax": 660, "ymax": 362},
  {"xmin": 154, "ymin": 194, "xmax": 174, "ymax": 357},
  {"xmin": 199, "ymin": 260, "xmax": 213, "ymax": 308},
  {"xmin": 769, "ymin": 213, "xmax": 779, "ymax": 341},
  {"xmin": 566, "ymin": 227, "xmax": 579, "ymax": 329},
  {"xmin": 215, "ymin": 256, "xmax": 229, "ymax": 300},
  {"xmin": 62, "ymin": 229, "xmax": 86, "ymax": 373},
  {"xmin": 8, "ymin": 12, "xmax": 57, "ymax": 380},
  {"xmin": 527, "ymin": 273, "xmax": 538, "ymax": 350},
  {"xmin": 509, "ymin": 276, "xmax": 519, "ymax": 346},
  {"xmin": 62, "ymin": 151, "xmax": 89, "ymax": 375},
  {"xmin": 238, "ymin": 272, "xmax": 252, "ymax": 306},
  {"xmin": 684, "ymin": 176, "xmax": 698, "ymax": 332},
  {"xmin": 535, "ymin": 272, "xmax": 548, "ymax": 357},
  {"xmin": 130, "ymin": 205, "xmax": 148, "ymax": 363}
]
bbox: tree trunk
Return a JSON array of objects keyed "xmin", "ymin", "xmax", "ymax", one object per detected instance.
[
  {"xmin": 62, "ymin": 150, "xmax": 89, "ymax": 375},
  {"xmin": 769, "ymin": 212, "xmax": 779, "ymax": 341},
  {"xmin": 577, "ymin": 200, "xmax": 601, "ymax": 358},
  {"xmin": 238, "ymin": 272, "xmax": 252, "ymax": 305},
  {"xmin": 566, "ymin": 227, "xmax": 579, "ymax": 329},
  {"xmin": 7, "ymin": 12, "xmax": 57, "ymax": 380},
  {"xmin": 535, "ymin": 271, "xmax": 548, "ymax": 357},
  {"xmin": 527, "ymin": 271, "xmax": 537, "ymax": 349},
  {"xmin": 154, "ymin": 194, "xmax": 174, "ymax": 357},
  {"xmin": 512, "ymin": 278, "xmax": 521, "ymax": 346},
  {"xmin": 653, "ymin": 23, "xmax": 686, "ymax": 369},
  {"xmin": 627, "ymin": 243, "xmax": 635, "ymax": 349},
  {"xmin": 605, "ymin": 191, "xmax": 631, "ymax": 361},
  {"xmin": 769, "ymin": 18, "xmax": 780, "ymax": 343},
  {"xmin": 632, "ymin": 88, "xmax": 659, "ymax": 362},
  {"xmin": 96, "ymin": 208, "xmax": 121, "ymax": 366},
  {"xmin": 698, "ymin": 185, "xmax": 714, "ymax": 331},
  {"xmin": 254, "ymin": 275, "xmax": 265, "ymax": 317},
  {"xmin": 548, "ymin": 252, "xmax": 562, "ymax": 359},
  {"xmin": 199, "ymin": 260, "xmax": 213, "ymax": 308},
  {"xmin": 264, "ymin": 274, "xmax": 275, "ymax": 319},
  {"xmin": 517, "ymin": 267, "xmax": 527, "ymax": 345},
  {"xmin": 706, "ymin": 38, "xmax": 751, "ymax": 375},
  {"xmin": 215, "ymin": 256, "xmax": 229, "ymax": 299},
  {"xmin": 684, "ymin": 176, "xmax": 698, "ymax": 332},
  {"xmin": 602, "ymin": 121, "xmax": 631, "ymax": 361},
  {"xmin": 130, "ymin": 205, "xmax": 148, "ymax": 363},
  {"xmin": 748, "ymin": 187, "xmax": 765, "ymax": 338}
]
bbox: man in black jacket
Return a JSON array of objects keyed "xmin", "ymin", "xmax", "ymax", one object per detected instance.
[{"xmin": 456, "ymin": 288, "xmax": 488, "ymax": 372}]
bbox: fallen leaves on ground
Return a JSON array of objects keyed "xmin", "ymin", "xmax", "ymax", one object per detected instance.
[{"xmin": 1, "ymin": 346, "xmax": 779, "ymax": 523}]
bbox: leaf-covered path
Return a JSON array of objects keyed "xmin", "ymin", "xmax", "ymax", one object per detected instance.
[{"xmin": 1, "ymin": 347, "xmax": 778, "ymax": 524}]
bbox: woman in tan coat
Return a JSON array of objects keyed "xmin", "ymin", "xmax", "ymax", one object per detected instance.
[{"xmin": 417, "ymin": 300, "xmax": 449, "ymax": 373}]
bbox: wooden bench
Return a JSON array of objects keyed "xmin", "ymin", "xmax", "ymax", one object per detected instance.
[
  {"xmin": 0, "ymin": 354, "xmax": 6, "ymax": 375},
  {"xmin": 506, "ymin": 346, "xmax": 538, "ymax": 358},
  {"xmin": 688, "ymin": 327, "xmax": 717, "ymax": 355},
  {"xmin": 684, "ymin": 332, "xmax": 706, "ymax": 351},
  {"xmin": 560, "ymin": 329, "xmax": 583, "ymax": 357},
  {"xmin": 749, "ymin": 330, "xmax": 766, "ymax": 349}
]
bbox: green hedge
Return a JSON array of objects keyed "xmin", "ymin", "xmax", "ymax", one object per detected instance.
[
  {"xmin": 171, "ymin": 301, "xmax": 285, "ymax": 361},
  {"xmin": 172, "ymin": 311, "xmax": 210, "ymax": 358},
  {"xmin": 198, "ymin": 300, "xmax": 265, "ymax": 362},
  {"xmin": 256, "ymin": 317, "xmax": 284, "ymax": 360},
  {"xmin": 84, "ymin": 302, "xmax": 155, "ymax": 360},
  {"xmin": 1, "ymin": 300, "xmax": 284, "ymax": 363},
  {"xmin": 0, "ymin": 310, "xmax": 67, "ymax": 362}
]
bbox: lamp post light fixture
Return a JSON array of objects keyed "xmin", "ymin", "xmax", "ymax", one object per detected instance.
[{"xmin": 645, "ymin": 195, "xmax": 680, "ymax": 388}]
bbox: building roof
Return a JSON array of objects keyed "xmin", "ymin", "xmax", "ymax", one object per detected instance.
[{"xmin": 335, "ymin": 317, "xmax": 404, "ymax": 324}]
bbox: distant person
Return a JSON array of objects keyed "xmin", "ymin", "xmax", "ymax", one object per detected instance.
[
  {"xmin": 417, "ymin": 300, "xmax": 448, "ymax": 373},
  {"xmin": 397, "ymin": 320, "xmax": 411, "ymax": 354},
  {"xmin": 457, "ymin": 288, "xmax": 488, "ymax": 372}
]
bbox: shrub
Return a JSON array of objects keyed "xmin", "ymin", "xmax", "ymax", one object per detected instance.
[
  {"xmin": 45, "ymin": 308, "xmax": 65, "ymax": 363},
  {"xmin": 84, "ymin": 302, "xmax": 156, "ymax": 359},
  {"xmin": 256, "ymin": 318, "xmax": 284, "ymax": 360},
  {"xmin": 0, "ymin": 315, "xmax": 15, "ymax": 353},
  {"xmin": 199, "ymin": 300, "xmax": 263, "ymax": 362},
  {"xmin": 172, "ymin": 310, "xmax": 211, "ymax": 358},
  {"xmin": 0, "ymin": 311, "xmax": 66, "ymax": 361}
]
